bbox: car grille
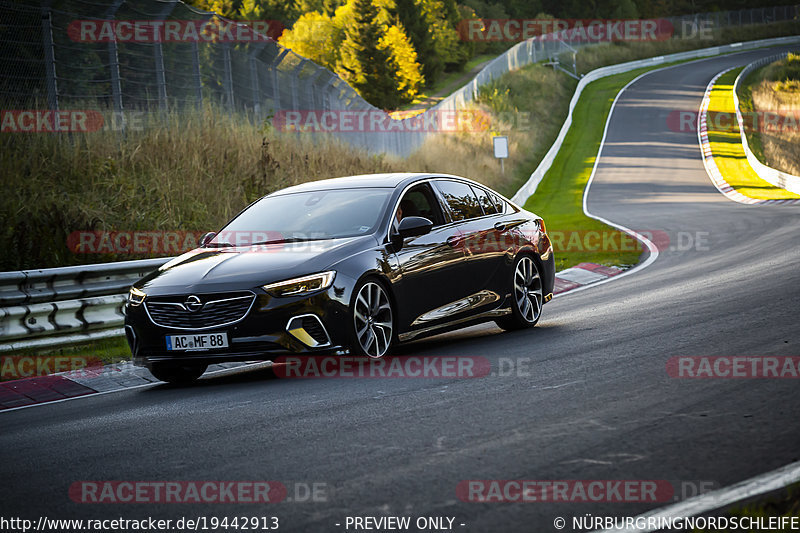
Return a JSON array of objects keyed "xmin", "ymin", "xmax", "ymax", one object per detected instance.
[{"xmin": 145, "ymin": 292, "xmax": 255, "ymax": 330}]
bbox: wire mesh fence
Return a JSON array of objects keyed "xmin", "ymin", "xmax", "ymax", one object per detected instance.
[{"xmin": 1, "ymin": 0, "xmax": 798, "ymax": 156}]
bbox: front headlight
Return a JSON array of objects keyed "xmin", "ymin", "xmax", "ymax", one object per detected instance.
[
  {"xmin": 128, "ymin": 286, "xmax": 146, "ymax": 306},
  {"xmin": 262, "ymin": 271, "xmax": 336, "ymax": 297}
]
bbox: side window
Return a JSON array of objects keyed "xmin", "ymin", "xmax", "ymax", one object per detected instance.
[
  {"xmin": 396, "ymin": 184, "xmax": 445, "ymax": 226},
  {"xmin": 433, "ymin": 180, "xmax": 484, "ymax": 221},
  {"xmin": 490, "ymin": 192, "xmax": 508, "ymax": 214},
  {"xmin": 472, "ymin": 186, "xmax": 499, "ymax": 215}
]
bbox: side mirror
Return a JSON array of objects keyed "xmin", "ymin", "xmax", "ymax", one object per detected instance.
[
  {"xmin": 397, "ymin": 216, "xmax": 433, "ymax": 239},
  {"xmin": 200, "ymin": 231, "xmax": 217, "ymax": 246}
]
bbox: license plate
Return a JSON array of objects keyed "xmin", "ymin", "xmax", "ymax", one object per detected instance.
[{"xmin": 166, "ymin": 332, "xmax": 228, "ymax": 351}]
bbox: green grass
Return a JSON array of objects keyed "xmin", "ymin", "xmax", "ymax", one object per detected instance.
[
  {"xmin": 521, "ymin": 67, "xmax": 662, "ymax": 272},
  {"xmin": 737, "ymin": 66, "xmax": 767, "ymax": 162},
  {"xmin": 0, "ymin": 336, "xmax": 132, "ymax": 381},
  {"xmin": 707, "ymin": 68, "xmax": 800, "ymax": 200}
]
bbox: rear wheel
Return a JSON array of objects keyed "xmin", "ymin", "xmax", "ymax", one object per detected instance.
[
  {"xmin": 148, "ymin": 363, "xmax": 208, "ymax": 384},
  {"xmin": 350, "ymin": 278, "xmax": 394, "ymax": 358},
  {"xmin": 496, "ymin": 254, "xmax": 544, "ymax": 331}
]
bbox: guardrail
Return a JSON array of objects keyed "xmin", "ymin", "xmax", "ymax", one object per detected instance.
[
  {"xmin": 0, "ymin": 258, "xmax": 168, "ymax": 351},
  {"xmin": 732, "ymin": 53, "xmax": 800, "ymax": 196}
]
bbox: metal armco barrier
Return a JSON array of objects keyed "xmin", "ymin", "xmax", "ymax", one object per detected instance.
[{"xmin": 0, "ymin": 257, "xmax": 168, "ymax": 351}]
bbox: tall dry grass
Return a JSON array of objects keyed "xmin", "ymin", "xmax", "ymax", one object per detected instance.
[{"xmin": 0, "ymin": 108, "xmax": 400, "ymax": 269}]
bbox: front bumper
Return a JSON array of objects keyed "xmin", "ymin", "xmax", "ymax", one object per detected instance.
[{"xmin": 124, "ymin": 284, "xmax": 353, "ymax": 367}]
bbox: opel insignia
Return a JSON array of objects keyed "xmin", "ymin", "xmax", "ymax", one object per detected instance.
[{"xmin": 124, "ymin": 173, "xmax": 555, "ymax": 383}]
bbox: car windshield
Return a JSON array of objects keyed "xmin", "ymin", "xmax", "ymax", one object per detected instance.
[{"xmin": 209, "ymin": 187, "xmax": 392, "ymax": 246}]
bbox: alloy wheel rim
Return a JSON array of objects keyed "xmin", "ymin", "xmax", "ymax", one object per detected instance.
[
  {"xmin": 514, "ymin": 257, "xmax": 543, "ymax": 324},
  {"xmin": 354, "ymin": 281, "xmax": 393, "ymax": 358}
]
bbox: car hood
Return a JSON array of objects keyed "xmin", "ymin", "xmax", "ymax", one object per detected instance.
[{"xmin": 136, "ymin": 235, "xmax": 376, "ymax": 295}]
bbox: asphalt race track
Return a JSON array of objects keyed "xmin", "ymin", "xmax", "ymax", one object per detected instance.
[{"xmin": 2, "ymin": 47, "xmax": 799, "ymax": 532}]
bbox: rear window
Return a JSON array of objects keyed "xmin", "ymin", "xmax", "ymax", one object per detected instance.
[
  {"xmin": 434, "ymin": 180, "xmax": 483, "ymax": 221},
  {"xmin": 472, "ymin": 186, "xmax": 499, "ymax": 215}
]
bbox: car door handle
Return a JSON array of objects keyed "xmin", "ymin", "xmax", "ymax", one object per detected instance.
[
  {"xmin": 446, "ymin": 236, "xmax": 462, "ymax": 247},
  {"xmin": 494, "ymin": 222, "xmax": 507, "ymax": 231}
]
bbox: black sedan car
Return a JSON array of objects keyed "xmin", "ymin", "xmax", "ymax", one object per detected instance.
[{"xmin": 125, "ymin": 173, "xmax": 555, "ymax": 383}]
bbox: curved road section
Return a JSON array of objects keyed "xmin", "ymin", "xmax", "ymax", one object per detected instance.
[{"xmin": 1, "ymin": 47, "xmax": 798, "ymax": 532}]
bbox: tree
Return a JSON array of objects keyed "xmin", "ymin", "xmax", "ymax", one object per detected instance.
[
  {"xmin": 279, "ymin": 11, "xmax": 343, "ymax": 70},
  {"xmin": 393, "ymin": 0, "xmax": 440, "ymax": 85},
  {"xmin": 381, "ymin": 23, "xmax": 425, "ymax": 101},
  {"xmin": 337, "ymin": 0, "xmax": 401, "ymax": 109}
]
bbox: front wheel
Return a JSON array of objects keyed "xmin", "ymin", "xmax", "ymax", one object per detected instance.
[
  {"xmin": 148, "ymin": 363, "xmax": 208, "ymax": 384},
  {"xmin": 496, "ymin": 254, "xmax": 544, "ymax": 331},
  {"xmin": 349, "ymin": 278, "xmax": 395, "ymax": 358}
]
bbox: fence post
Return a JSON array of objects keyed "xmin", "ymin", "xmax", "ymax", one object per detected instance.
[
  {"xmin": 269, "ymin": 48, "xmax": 289, "ymax": 114},
  {"xmin": 153, "ymin": 0, "xmax": 178, "ymax": 111},
  {"xmin": 40, "ymin": 3, "xmax": 58, "ymax": 122},
  {"xmin": 322, "ymin": 78, "xmax": 336, "ymax": 112},
  {"xmin": 104, "ymin": 1, "xmax": 124, "ymax": 126},
  {"xmin": 223, "ymin": 43, "xmax": 234, "ymax": 110},
  {"xmin": 191, "ymin": 41, "xmax": 202, "ymax": 110},
  {"xmin": 249, "ymin": 43, "xmax": 267, "ymax": 122},
  {"xmin": 291, "ymin": 58, "xmax": 307, "ymax": 111}
]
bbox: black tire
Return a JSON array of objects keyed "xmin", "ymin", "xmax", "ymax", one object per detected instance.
[
  {"xmin": 349, "ymin": 277, "xmax": 395, "ymax": 358},
  {"xmin": 148, "ymin": 363, "xmax": 208, "ymax": 384},
  {"xmin": 495, "ymin": 254, "xmax": 544, "ymax": 331}
]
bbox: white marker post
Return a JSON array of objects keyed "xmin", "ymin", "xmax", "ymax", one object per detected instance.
[{"xmin": 493, "ymin": 135, "xmax": 508, "ymax": 175}]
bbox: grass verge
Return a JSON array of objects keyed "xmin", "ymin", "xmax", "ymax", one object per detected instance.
[
  {"xmin": 0, "ymin": 336, "xmax": 131, "ymax": 382},
  {"xmin": 707, "ymin": 68, "xmax": 800, "ymax": 200},
  {"xmin": 520, "ymin": 68, "xmax": 661, "ymax": 272}
]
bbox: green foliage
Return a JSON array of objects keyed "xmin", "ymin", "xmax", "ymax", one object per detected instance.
[
  {"xmin": 280, "ymin": 0, "xmax": 424, "ymax": 108},
  {"xmin": 394, "ymin": 0, "xmax": 439, "ymax": 84},
  {"xmin": 382, "ymin": 23, "xmax": 426, "ymax": 101},
  {"xmin": 761, "ymin": 52, "xmax": 800, "ymax": 88},
  {"xmin": 187, "ymin": 0, "xmax": 299, "ymax": 22},
  {"xmin": 338, "ymin": 0, "xmax": 402, "ymax": 109},
  {"xmin": 278, "ymin": 11, "xmax": 343, "ymax": 70}
]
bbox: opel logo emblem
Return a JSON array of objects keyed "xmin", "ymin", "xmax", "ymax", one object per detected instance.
[{"xmin": 184, "ymin": 295, "xmax": 202, "ymax": 312}]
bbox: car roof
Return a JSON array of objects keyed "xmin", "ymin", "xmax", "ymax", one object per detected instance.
[{"xmin": 268, "ymin": 173, "xmax": 473, "ymax": 195}]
